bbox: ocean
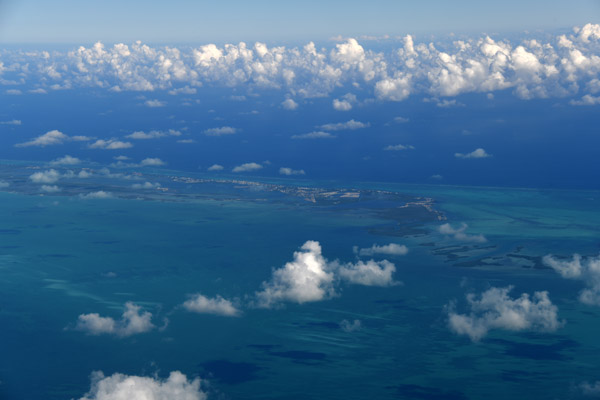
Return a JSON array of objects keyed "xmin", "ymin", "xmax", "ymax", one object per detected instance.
[{"xmin": 1, "ymin": 174, "xmax": 599, "ymax": 399}]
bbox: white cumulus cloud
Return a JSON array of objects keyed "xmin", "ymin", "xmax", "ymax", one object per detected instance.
[
  {"xmin": 291, "ymin": 131, "xmax": 335, "ymax": 139},
  {"xmin": 16, "ymin": 130, "xmax": 68, "ymax": 147},
  {"xmin": 80, "ymin": 191, "xmax": 113, "ymax": 199},
  {"xmin": 332, "ymin": 98, "xmax": 352, "ymax": 111},
  {"xmin": 580, "ymin": 381, "xmax": 600, "ymax": 396},
  {"xmin": 448, "ymin": 286, "xmax": 563, "ymax": 342},
  {"xmin": 455, "ymin": 148, "xmax": 491, "ymax": 159},
  {"xmin": 126, "ymin": 130, "xmax": 180, "ymax": 140},
  {"xmin": 29, "ymin": 169, "xmax": 61, "ymax": 184},
  {"xmin": 78, "ymin": 371, "xmax": 205, "ymax": 400},
  {"xmin": 89, "ymin": 139, "xmax": 133, "ymax": 150},
  {"xmin": 0, "ymin": 119, "xmax": 21, "ymax": 125},
  {"xmin": 132, "ymin": 182, "xmax": 160, "ymax": 189},
  {"xmin": 144, "ymin": 99, "xmax": 166, "ymax": 107},
  {"xmin": 255, "ymin": 240, "xmax": 399, "ymax": 308},
  {"xmin": 207, "ymin": 164, "xmax": 224, "ymax": 171},
  {"xmin": 340, "ymin": 319, "xmax": 362, "ymax": 332},
  {"xmin": 279, "ymin": 167, "xmax": 305, "ymax": 176},
  {"xmin": 140, "ymin": 157, "xmax": 166, "ymax": 167},
  {"xmin": 75, "ymin": 302, "xmax": 155, "ymax": 337},
  {"xmin": 255, "ymin": 241, "xmax": 336, "ymax": 308},
  {"xmin": 439, "ymin": 223, "xmax": 487, "ymax": 243},
  {"xmin": 375, "ymin": 74, "xmax": 411, "ymax": 101},
  {"xmin": 41, "ymin": 185, "xmax": 61, "ymax": 193},
  {"xmin": 203, "ymin": 126, "xmax": 237, "ymax": 136},
  {"xmin": 183, "ymin": 294, "xmax": 240, "ymax": 317},
  {"xmin": 356, "ymin": 243, "xmax": 408, "ymax": 257},
  {"xmin": 232, "ymin": 162, "xmax": 262, "ymax": 173},
  {"xmin": 50, "ymin": 155, "xmax": 81, "ymax": 165},
  {"xmin": 336, "ymin": 259, "xmax": 398, "ymax": 287},
  {"xmin": 282, "ymin": 98, "xmax": 298, "ymax": 110},
  {"xmin": 384, "ymin": 144, "xmax": 415, "ymax": 151},
  {"xmin": 543, "ymin": 254, "xmax": 600, "ymax": 305},
  {"xmin": 570, "ymin": 94, "xmax": 600, "ymax": 105},
  {"xmin": 319, "ymin": 119, "xmax": 369, "ymax": 131}
]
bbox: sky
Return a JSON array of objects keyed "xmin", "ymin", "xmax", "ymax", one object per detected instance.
[{"xmin": 0, "ymin": 0, "xmax": 599, "ymax": 44}]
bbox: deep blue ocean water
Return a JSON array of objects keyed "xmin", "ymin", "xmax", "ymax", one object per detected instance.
[
  {"xmin": 2, "ymin": 89, "xmax": 600, "ymax": 189},
  {"xmin": 1, "ymin": 180, "xmax": 599, "ymax": 399}
]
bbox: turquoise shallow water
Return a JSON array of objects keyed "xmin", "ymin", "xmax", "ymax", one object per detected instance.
[{"xmin": 1, "ymin": 182, "xmax": 599, "ymax": 399}]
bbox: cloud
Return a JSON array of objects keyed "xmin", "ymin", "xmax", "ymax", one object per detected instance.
[
  {"xmin": 355, "ymin": 243, "xmax": 408, "ymax": 257},
  {"xmin": 139, "ymin": 157, "xmax": 166, "ymax": 167},
  {"xmin": 183, "ymin": 294, "xmax": 241, "ymax": 317},
  {"xmin": 340, "ymin": 319, "xmax": 361, "ymax": 332},
  {"xmin": 279, "ymin": 167, "xmax": 305, "ymax": 176},
  {"xmin": 50, "ymin": 155, "xmax": 81, "ymax": 165},
  {"xmin": 131, "ymin": 182, "xmax": 160, "ymax": 189},
  {"xmin": 543, "ymin": 254, "xmax": 600, "ymax": 305},
  {"xmin": 336, "ymin": 259, "xmax": 398, "ymax": 286},
  {"xmin": 255, "ymin": 240, "xmax": 399, "ymax": 308},
  {"xmin": 4, "ymin": 26, "xmax": 600, "ymax": 103},
  {"xmin": 0, "ymin": 181, "xmax": 9, "ymax": 188},
  {"xmin": 126, "ymin": 129, "xmax": 181, "ymax": 139},
  {"xmin": 30, "ymin": 168, "xmax": 91, "ymax": 183},
  {"xmin": 204, "ymin": 126, "xmax": 237, "ymax": 136},
  {"xmin": 75, "ymin": 302, "xmax": 155, "ymax": 337},
  {"xmin": 16, "ymin": 130, "xmax": 68, "ymax": 147},
  {"xmin": 447, "ymin": 286, "xmax": 563, "ymax": 342},
  {"xmin": 110, "ymin": 158, "xmax": 166, "ymax": 168},
  {"xmin": 436, "ymin": 99, "xmax": 464, "ymax": 108},
  {"xmin": 375, "ymin": 74, "xmax": 411, "ymax": 101},
  {"xmin": 384, "ymin": 144, "xmax": 414, "ymax": 151},
  {"xmin": 41, "ymin": 185, "xmax": 61, "ymax": 193},
  {"xmin": 570, "ymin": 94, "xmax": 600, "ymax": 105},
  {"xmin": 232, "ymin": 162, "xmax": 262, "ymax": 173},
  {"xmin": 393, "ymin": 117, "xmax": 409, "ymax": 123},
  {"xmin": 168, "ymin": 86, "xmax": 197, "ymax": 95},
  {"xmin": 580, "ymin": 381, "xmax": 600, "ymax": 396},
  {"xmin": 282, "ymin": 98, "xmax": 298, "ymax": 110},
  {"xmin": 78, "ymin": 371, "xmax": 205, "ymax": 400},
  {"xmin": 80, "ymin": 191, "xmax": 113, "ymax": 199},
  {"xmin": 29, "ymin": 169, "xmax": 61, "ymax": 184},
  {"xmin": 291, "ymin": 131, "xmax": 335, "ymax": 139},
  {"xmin": 332, "ymin": 98, "xmax": 352, "ymax": 111},
  {"xmin": 97, "ymin": 167, "xmax": 139, "ymax": 180},
  {"xmin": 455, "ymin": 148, "xmax": 491, "ymax": 159},
  {"xmin": 144, "ymin": 99, "xmax": 166, "ymax": 107},
  {"xmin": 72, "ymin": 135, "xmax": 94, "ymax": 141},
  {"xmin": 5, "ymin": 89, "xmax": 22, "ymax": 95},
  {"xmin": 255, "ymin": 241, "xmax": 336, "ymax": 308},
  {"xmin": 319, "ymin": 119, "xmax": 369, "ymax": 131},
  {"xmin": 89, "ymin": 139, "xmax": 133, "ymax": 150},
  {"xmin": 0, "ymin": 119, "xmax": 21, "ymax": 125},
  {"xmin": 207, "ymin": 164, "xmax": 224, "ymax": 171},
  {"xmin": 439, "ymin": 223, "xmax": 487, "ymax": 243}
]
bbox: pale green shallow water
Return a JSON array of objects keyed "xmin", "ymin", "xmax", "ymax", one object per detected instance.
[{"xmin": 0, "ymin": 182, "xmax": 599, "ymax": 399}]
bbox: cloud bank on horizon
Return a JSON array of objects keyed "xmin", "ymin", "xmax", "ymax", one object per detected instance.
[{"xmin": 1, "ymin": 24, "xmax": 600, "ymax": 105}]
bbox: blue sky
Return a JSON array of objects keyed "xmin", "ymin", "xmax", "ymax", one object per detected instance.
[{"xmin": 0, "ymin": 0, "xmax": 598, "ymax": 43}]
